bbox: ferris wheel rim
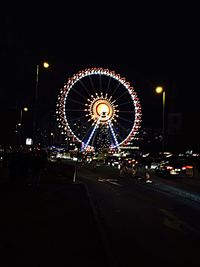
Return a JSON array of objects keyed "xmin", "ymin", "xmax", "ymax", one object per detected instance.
[{"xmin": 57, "ymin": 67, "xmax": 142, "ymax": 149}]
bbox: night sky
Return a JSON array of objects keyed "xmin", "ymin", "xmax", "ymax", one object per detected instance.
[{"xmin": 0, "ymin": 2, "xmax": 198, "ymax": 149}]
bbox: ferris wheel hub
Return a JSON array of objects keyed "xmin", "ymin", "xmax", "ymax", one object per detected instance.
[{"xmin": 90, "ymin": 98, "xmax": 115, "ymax": 123}]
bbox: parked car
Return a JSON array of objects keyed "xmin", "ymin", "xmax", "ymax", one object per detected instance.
[{"xmin": 155, "ymin": 158, "xmax": 194, "ymax": 177}]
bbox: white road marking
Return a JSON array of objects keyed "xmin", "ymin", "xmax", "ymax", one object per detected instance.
[
  {"xmin": 97, "ymin": 177, "xmax": 121, "ymax": 186},
  {"xmin": 97, "ymin": 178, "xmax": 105, "ymax": 182},
  {"xmin": 108, "ymin": 181, "xmax": 122, "ymax": 186},
  {"xmin": 160, "ymin": 208, "xmax": 200, "ymax": 235}
]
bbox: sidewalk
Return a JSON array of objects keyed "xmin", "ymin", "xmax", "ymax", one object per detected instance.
[{"xmin": 0, "ymin": 162, "xmax": 113, "ymax": 267}]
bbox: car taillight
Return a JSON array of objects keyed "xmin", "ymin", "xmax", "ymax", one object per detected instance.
[
  {"xmin": 182, "ymin": 165, "xmax": 193, "ymax": 170},
  {"xmin": 186, "ymin": 165, "xmax": 193, "ymax": 169},
  {"xmin": 166, "ymin": 166, "xmax": 173, "ymax": 170}
]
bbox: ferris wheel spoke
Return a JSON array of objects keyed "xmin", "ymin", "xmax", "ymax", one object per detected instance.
[
  {"xmin": 109, "ymin": 82, "xmax": 121, "ymax": 99},
  {"xmin": 117, "ymin": 110, "xmax": 134, "ymax": 113},
  {"xmin": 66, "ymin": 97, "xmax": 86, "ymax": 106},
  {"xmin": 115, "ymin": 121, "xmax": 130, "ymax": 136},
  {"xmin": 66, "ymin": 108, "xmax": 86, "ymax": 112},
  {"xmin": 81, "ymin": 124, "xmax": 94, "ymax": 142},
  {"xmin": 117, "ymin": 133, "xmax": 125, "ymax": 143},
  {"xmin": 89, "ymin": 75, "xmax": 97, "ymax": 95},
  {"xmin": 67, "ymin": 115, "xmax": 86, "ymax": 123},
  {"xmin": 77, "ymin": 119, "xmax": 93, "ymax": 137},
  {"xmin": 99, "ymin": 74, "xmax": 102, "ymax": 94},
  {"xmin": 79, "ymin": 119, "xmax": 92, "ymax": 129},
  {"xmin": 78, "ymin": 117, "xmax": 90, "ymax": 126},
  {"xmin": 114, "ymin": 121, "xmax": 130, "ymax": 138},
  {"xmin": 117, "ymin": 116, "xmax": 134, "ymax": 124},
  {"xmin": 105, "ymin": 75, "xmax": 112, "ymax": 95},
  {"xmin": 117, "ymin": 100, "xmax": 133, "ymax": 107},
  {"xmin": 114, "ymin": 90, "xmax": 129, "ymax": 102},
  {"xmin": 69, "ymin": 86, "xmax": 88, "ymax": 101},
  {"xmin": 71, "ymin": 123, "xmax": 90, "ymax": 140},
  {"xmin": 78, "ymin": 80, "xmax": 91, "ymax": 97}
]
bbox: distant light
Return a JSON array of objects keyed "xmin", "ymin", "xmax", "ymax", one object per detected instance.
[
  {"xmin": 155, "ymin": 86, "xmax": 164, "ymax": 94},
  {"xmin": 23, "ymin": 107, "xmax": 28, "ymax": 112},
  {"xmin": 26, "ymin": 138, "xmax": 33, "ymax": 145},
  {"xmin": 43, "ymin": 62, "xmax": 50, "ymax": 68}
]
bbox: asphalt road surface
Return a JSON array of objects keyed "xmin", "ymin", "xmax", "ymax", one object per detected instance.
[{"xmin": 77, "ymin": 163, "xmax": 200, "ymax": 267}]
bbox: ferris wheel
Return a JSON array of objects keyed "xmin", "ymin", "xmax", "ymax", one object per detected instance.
[{"xmin": 56, "ymin": 67, "xmax": 142, "ymax": 151}]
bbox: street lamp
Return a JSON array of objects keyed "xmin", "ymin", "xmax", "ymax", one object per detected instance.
[
  {"xmin": 20, "ymin": 107, "xmax": 28, "ymax": 124},
  {"xmin": 155, "ymin": 86, "xmax": 166, "ymax": 151},
  {"xmin": 33, "ymin": 61, "xmax": 50, "ymax": 146},
  {"xmin": 18, "ymin": 107, "xmax": 29, "ymax": 145}
]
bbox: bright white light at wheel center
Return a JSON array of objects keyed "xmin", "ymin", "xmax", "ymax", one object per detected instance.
[
  {"xmin": 97, "ymin": 103, "xmax": 109, "ymax": 115},
  {"xmin": 90, "ymin": 98, "xmax": 114, "ymax": 123}
]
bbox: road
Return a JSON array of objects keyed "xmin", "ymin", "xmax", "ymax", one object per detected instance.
[{"xmin": 76, "ymin": 163, "xmax": 200, "ymax": 267}]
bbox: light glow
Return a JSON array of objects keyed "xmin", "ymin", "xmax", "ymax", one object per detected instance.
[
  {"xmin": 155, "ymin": 86, "xmax": 164, "ymax": 94},
  {"xmin": 43, "ymin": 62, "xmax": 49, "ymax": 68},
  {"xmin": 97, "ymin": 103, "xmax": 109, "ymax": 115}
]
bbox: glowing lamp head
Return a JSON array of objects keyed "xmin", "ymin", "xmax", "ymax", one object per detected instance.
[
  {"xmin": 43, "ymin": 62, "xmax": 50, "ymax": 68},
  {"xmin": 155, "ymin": 86, "xmax": 164, "ymax": 94}
]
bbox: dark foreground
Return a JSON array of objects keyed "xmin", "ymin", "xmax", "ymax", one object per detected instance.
[
  {"xmin": 0, "ymin": 162, "xmax": 112, "ymax": 267},
  {"xmin": 1, "ymin": 160, "xmax": 200, "ymax": 267}
]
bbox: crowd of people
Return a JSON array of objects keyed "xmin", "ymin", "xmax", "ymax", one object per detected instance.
[{"xmin": 2, "ymin": 147, "xmax": 48, "ymax": 189}]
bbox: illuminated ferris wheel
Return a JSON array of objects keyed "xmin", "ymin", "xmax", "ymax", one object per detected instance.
[{"xmin": 56, "ymin": 68, "xmax": 142, "ymax": 151}]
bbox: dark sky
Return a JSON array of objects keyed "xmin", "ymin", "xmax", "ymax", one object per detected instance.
[{"xmin": 0, "ymin": 2, "xmax": 198, "ymax": 149}]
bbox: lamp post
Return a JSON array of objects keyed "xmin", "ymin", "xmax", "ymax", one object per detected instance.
[
  {"xmin": 155, "ymin": 86, "xmax": 166, "ymax": 151},
  {"xmin": 20, "ymin": 107, "xmax": 28, "ymax": 124},
  {"xmin": 33, "ymin": 61, "xmax": 49, "ymax": 146},
  {"xmin": 18, "ymin": 107, "xmax": 28, "ymax": 146}
]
